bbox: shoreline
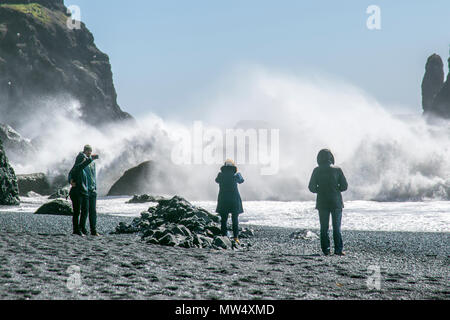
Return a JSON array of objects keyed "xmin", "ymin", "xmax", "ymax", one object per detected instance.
[
  {"xmin": 3, "ymin": 196, "xmax": 450, "ymax": 233},
  {"xmin": 0, "ymin": 212, "xmax": 448, "ymax": 300}
]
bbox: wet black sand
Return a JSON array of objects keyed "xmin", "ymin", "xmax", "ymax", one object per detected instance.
[{"xmin": 0, "ymin": 212, "xmax": 448, "ymax": 300}]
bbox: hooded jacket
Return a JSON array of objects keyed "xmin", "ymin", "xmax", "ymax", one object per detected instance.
[
  {"xmin": 215, "ymin": 165, "xmax": 244, "ymax": 214},
  {"xmin": 68, "ymin": 152, "xmax": 96, "ymax": 197},
  {"xmin": 308, "ymin": 149, "xmax": 348, "ymax": 210}
]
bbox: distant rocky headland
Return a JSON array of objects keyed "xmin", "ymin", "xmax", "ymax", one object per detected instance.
[
  {"xmin": 0, "ymin": 0, "xmax": 137, "ymax": 199},
  {"xmin": 0, "ymin": 0, "xmax": 133, "ymax": 129}
]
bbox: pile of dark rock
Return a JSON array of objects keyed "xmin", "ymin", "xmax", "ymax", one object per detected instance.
[
  {"xmin": 126, "ymin": 194, "xmax": 168, "ymax": 204},
  {"xmin": 114, "ymin": 196, "xmax": 254, "ymax": 249}
]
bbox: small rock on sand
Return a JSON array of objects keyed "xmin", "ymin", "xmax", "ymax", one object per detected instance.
[{"xmin": 290, "ymin": 230, "xmax": 319, "ymax": 240}]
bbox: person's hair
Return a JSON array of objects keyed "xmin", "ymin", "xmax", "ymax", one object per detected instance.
[
  {"xmin": 84, "ymin": 145, "xmax": 93, "ymax": 152},
  {"xmin": 224, "ymin": 159, "xmax": 236, "ymax": 167},
  {"xmin": 222, "ymin": 159, "xmax": 237, "ymax": 173}
]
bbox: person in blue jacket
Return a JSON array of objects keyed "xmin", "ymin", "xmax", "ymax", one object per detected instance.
[
  {"xmin": 308, "ymin": 149, "xmax": 348, "ymax": 256},
  {"xmin": 215, "ymin": 159, "xmax": 244, "ymax": 245},
  {"xmin": 68, "ymin": 145, "xmax": 99, "ymax": 236}
]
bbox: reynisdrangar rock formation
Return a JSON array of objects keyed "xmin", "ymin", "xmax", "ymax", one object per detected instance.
[
  {"xmin": 421, "ymin": 54, "xmax": 444, "ymax": 113},
  {"xmin": 422, "ymin": 53, "xmax": 450, "ymax": 119}
]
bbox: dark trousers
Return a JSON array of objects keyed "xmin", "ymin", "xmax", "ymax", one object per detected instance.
[
  {"xmin": 69, "ymin": 192, "xmax": 81, "ymax": 233},
  {"xmin": 79, "ymin": 193, "xmax": 97, "ymax": 234},
  {"xmin": 220, "ymin": 212, "xmax": 239, "ymax": 238},
  {"xmin": 318, "ymin": 209, "xmax": 343, "ymax": 254}
]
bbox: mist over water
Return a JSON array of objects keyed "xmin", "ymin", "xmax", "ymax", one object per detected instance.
[{"xmin": 6, "ymin": 66, "xmax": 450, "ymax": 201}]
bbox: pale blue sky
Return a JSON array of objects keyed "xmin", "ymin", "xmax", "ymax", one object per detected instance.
[{"xmin": 64, "ymin": 0, "xmax": 450, "ymax": 119}]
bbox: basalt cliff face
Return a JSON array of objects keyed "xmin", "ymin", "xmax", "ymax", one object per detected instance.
[
  {"xmin": 422, "ymin": 53, "xmax": 450, "ymax": 119},
  {"xmin": 0, "ymin": 0, "xmax": 133, "ymax": 129},
  {"xmin": 0, "ymin": 139, "xmax": 20, "ymax": 205}
]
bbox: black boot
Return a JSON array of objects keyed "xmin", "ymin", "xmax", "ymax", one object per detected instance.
[
  {"xmin": 73, "ymin": 226, "xmax": 84, "ymax": 237},
  {"xmin": 73, "ymin": 220, "xmax": 83, "ymax": 236}
]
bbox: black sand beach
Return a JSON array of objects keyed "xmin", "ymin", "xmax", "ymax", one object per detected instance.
[{"xmin": 0, "ymin": 212, "xmax": 448, "ymax": 300}]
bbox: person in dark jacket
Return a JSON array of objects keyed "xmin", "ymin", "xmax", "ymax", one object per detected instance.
[
  {"xmin": 308, "ymin": 149, "xmax": 348, "ymax": 256},
  {"xmin": 68, "ymin": 145, "xmax": 99, "ymax": 236},
  {"xmin": 215, "ymin": 159, "xmax": 244, "ymax": 245},
  {"xmin": 68, "ymin": 153, "xmax": 92, "ymax": 236}
]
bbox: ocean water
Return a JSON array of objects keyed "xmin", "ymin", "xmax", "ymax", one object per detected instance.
[{"xmin": 1, "ymin": 196, "xmax": 449, "ymax": 233}]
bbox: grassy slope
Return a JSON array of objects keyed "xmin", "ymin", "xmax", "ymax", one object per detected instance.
[{"xmin": 0, "ymin": 3, "xmax": 66, "ymax": 25}]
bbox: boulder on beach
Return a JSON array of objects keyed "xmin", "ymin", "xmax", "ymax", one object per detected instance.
[
  {"xmin": 34, "ymin": 199, "xmax": 73, "ymax": 216},
  {"xmin": 126, "ymin": 194, "xmax": 169, "ymax": 204},
  {"xmin": 0, "ymin": 138, "xmax": 20, "ymax": 205},
  {"xmin": 114, "ymin": 195, "xmax": 254, "ymax": 249},
  {"xmin": 17, "ymin": 173, "xmax": 52, "ymax": 196}
]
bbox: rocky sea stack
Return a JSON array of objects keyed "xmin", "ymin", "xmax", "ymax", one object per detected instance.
[
  {"xmin": 0, "ymin": 0, "xmax": 133, "ymax": 128},
  {"xmin": 0, "ymin": 139, "xmax": 20, "ymax": 205},
  {"xmin": 108, "ymin": 161, "xmax": 156, "ymax": 196},
  {"xmin": 114, "ymin": 196, "xmax": 254, "ymax": 249},
  {"xmin": 422, "ymin": 53, "xmax": 450, "ymax": 119}
]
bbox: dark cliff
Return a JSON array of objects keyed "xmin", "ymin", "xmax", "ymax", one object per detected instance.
[
  {"xmin": 0, "ymin": 139, "xmax": 20, "ymax": 205},
  {"xmin": 0, "ymin": 0, "xmax": 133, "ymax": 128}
]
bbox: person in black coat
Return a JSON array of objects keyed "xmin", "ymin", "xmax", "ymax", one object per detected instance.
[
  {"xmin": 215, "ymin": 159, "xmax": 244, "ymax": 244},
  {"xmin": 308, "ymin": 149, "xmax": 348, "ymax": 256}
]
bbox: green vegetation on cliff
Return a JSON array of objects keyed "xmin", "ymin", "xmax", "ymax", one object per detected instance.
[{"xmin": 0, "ymin": 3, "xmax": 66, "ymax": 25}]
